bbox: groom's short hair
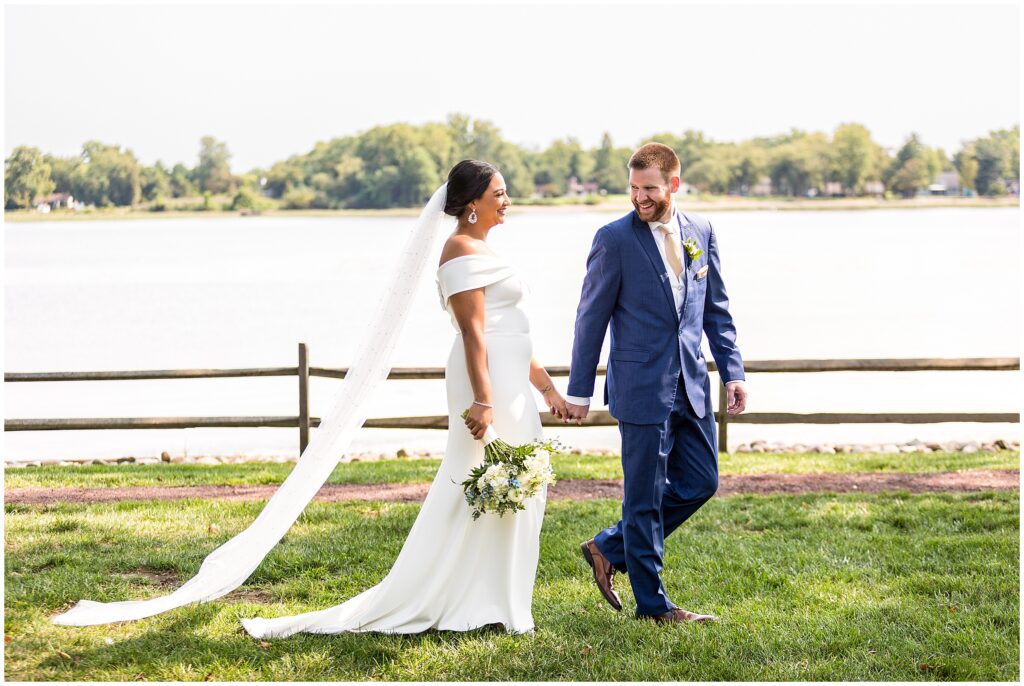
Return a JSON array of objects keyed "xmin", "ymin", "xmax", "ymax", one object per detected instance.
[{"xmin": 628, "ymin": 143, "xmax": 681, "ymax": 182}]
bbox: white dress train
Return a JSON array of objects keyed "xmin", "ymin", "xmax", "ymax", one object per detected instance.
[{"xmin": 241, "ymin": 253, "xmax": 546, "ymax": 638}]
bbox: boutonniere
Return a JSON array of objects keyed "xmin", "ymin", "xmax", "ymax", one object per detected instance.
[{"xmin": 682, "ymin": 237, "xmax": 704, "ymax": 261}]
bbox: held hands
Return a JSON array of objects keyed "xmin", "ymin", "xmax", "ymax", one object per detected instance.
[
  {"xmin": 726, "ymin": 381, "xmax": 748, "ymax": 416},
  {"xmin": 464, "ymin": 402, "xmax": 493, "ymax": 440},
  {"xmin": 564, "ymin": 401, "xmax": 589, "ymax": 425}
]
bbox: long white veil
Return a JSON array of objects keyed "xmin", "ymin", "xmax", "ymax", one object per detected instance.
[{"xmin": 52, "ymin": 182, "xmax": 451, "ymax": 626}]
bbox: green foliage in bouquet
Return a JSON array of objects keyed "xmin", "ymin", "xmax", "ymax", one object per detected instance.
[{"xmin": 458, "ymin": 409, "xmax": 561, "ymax": 520}]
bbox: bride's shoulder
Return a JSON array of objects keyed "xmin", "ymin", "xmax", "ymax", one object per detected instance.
[
  {"xmin": 438, "ymin": 235, "xmax": 497, "ymax": 268},
  {"xmin": 435, "ymin": 235, "xmax": 513, "ymax": 306}
]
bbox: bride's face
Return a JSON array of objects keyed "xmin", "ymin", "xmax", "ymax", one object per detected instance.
[{"xmin": 472, "ymin": 173, "xmax": 511, "ymax": 228}]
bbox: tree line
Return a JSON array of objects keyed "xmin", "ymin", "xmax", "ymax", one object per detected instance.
[{"xmin": 4, "ymin": 114, "xmax": 1019, "ymax": 211}]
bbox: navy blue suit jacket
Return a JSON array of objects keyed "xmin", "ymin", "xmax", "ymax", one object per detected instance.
[{"xmin": 567, "ymin": 209, "xmax": 745, "ymax": 423}]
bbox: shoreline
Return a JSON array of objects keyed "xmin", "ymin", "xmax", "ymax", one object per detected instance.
[
  {"xmin": 5, "ymin": 196, "xmax": 1018, "ymax": 223},
  {"xmin": 5, "ymin": 438, "xmax": 1018, "ymax": 468}
]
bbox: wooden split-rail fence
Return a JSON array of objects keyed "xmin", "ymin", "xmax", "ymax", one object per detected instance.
[{"xmin": 4, "ymin": 344, "xmax": 1019, "ymax": 453}]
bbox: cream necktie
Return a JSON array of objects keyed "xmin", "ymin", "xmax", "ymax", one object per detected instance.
[{"xmin": 658, "ymin": 224, "xmax": 684, "ymax": 279}]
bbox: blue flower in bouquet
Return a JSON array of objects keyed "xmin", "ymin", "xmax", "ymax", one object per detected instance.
[{"xmin": 457, "ymin": 409, "xmax": 561, "ymax": 520}]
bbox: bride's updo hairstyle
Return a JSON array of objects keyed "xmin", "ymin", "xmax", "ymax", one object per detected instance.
[{"xmin": 444, "ymin": 160, "xmax": 500, "ymax": 218}]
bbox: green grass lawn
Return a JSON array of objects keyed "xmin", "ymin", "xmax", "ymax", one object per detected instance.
[
  {"xmin": 5, "ymin": 450, "xmax": 1018, "ymax": 490},
  {"xmin": 4, "ymin": 490, "xmax": 1018, "ymax": 680}
]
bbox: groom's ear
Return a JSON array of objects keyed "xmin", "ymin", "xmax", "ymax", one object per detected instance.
[{"xmin": 669, "ymin": 174, "xmax": 681, "ymax": 194}]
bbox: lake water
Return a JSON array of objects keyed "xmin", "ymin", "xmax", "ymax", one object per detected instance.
[{"xmin": 4, "ymin": 206, "xmax": 1020, "ymax": 461}]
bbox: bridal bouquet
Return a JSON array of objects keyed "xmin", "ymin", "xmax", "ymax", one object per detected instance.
[{"xmin": 459, "ymin": 409, "xmax": 560, "ymax": 520}]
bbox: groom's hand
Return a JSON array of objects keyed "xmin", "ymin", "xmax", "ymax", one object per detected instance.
[
  {"xmin": 726, "ymin": 381, "xmax": 747, "ymax": 416},
  {"xmin": 564, "ymin": 401, "xmax": 589, "ymax": 425}
]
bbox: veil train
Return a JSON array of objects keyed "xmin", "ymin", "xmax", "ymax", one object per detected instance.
[{"xmin": 52, "ymin": 183, "xmax": 451, "ymax": 626}]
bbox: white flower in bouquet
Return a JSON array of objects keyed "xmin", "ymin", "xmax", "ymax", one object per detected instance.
[{"xmin": 457, "ymin": 409, "xmax": 562, "ymax": 520}]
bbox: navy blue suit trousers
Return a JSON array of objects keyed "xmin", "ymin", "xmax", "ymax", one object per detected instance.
[{"xmin": 593, "ymin": 372, "xmax": 719, "ymax": 616}]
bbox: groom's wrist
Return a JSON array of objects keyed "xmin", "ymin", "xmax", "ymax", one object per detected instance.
[{"xmin": 564, "ymin": 394, "xmax": 591, "ymax": 406}]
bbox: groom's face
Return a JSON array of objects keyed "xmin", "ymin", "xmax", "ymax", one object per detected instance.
[{"xmin": 629, "ymin": 167, "xmax": 677, "ymax": 223}]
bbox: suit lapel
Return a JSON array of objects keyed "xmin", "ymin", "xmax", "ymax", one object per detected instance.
[
  {"xmin": 675, "ymin": 211, "xmax": 691, "ymax": 294},
  {"xmin": 630, "ymin": 212, "xmax": 680, "ymax": 324},
  {"xmin": 678, "ymin": 211, "xmax": 700, "ymax": 271}
]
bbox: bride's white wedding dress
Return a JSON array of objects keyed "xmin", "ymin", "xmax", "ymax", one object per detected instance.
[{"xmin": 241, "ymin": 252, "xmax": 546, "ymax": 638}]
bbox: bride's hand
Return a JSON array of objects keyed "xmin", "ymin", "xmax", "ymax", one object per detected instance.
[
  {"xmin": 465, "ymin": 403, "xmax": 493, "ymax": 440},
  {"xmin": 543, "ymin": 388, "xmax": 567, "ymax": 420}
]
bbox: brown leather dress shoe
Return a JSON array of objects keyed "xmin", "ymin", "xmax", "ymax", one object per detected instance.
[
  {"xmin": 580, "ymin": 539, "xmax": 622, "ymax": 611},
  {"xmin": 646, "ymin": 607, "xmax": 718, "ymax": 624}
]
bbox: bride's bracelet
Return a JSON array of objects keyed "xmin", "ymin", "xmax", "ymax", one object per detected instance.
[{"xmin": 472, "ymin": 400, "xmax": 493, "ymax": 408}]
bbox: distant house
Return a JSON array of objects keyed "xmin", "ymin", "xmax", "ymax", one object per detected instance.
[
  {"xmin": 824, "ymin": 181, "xmax": 843, "ymax": 197},
  {"xmin": 864, "ymin": 181, "xmax": 885, "ymax": 197},
  {"xmin": 750, "ymin": 176, "xmax": 772, "ymax": 196},
  {"xmin": 565, "ymin": 176, "xmax": 601, "ymax": 197},
  {"xmin": 533, "ymin": 183, "xmax": 562, "ymax": 198},
  {"xmin": 929, "ymin": 171, "xmax": 961, "ymax": 196},
  {"xmin": 35, "ymin": 192, "xmax": 76, "ymax": 212}
]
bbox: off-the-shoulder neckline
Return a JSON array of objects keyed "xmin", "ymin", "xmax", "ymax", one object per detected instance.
[{"xmin": 437, "ymin": 252, "xmax": 502, "ymax": 269}]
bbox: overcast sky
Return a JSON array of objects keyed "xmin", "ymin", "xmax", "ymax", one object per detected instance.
[{"xmin": 4, "ymin": 1, "xmax": 1020, "ymax": 172}]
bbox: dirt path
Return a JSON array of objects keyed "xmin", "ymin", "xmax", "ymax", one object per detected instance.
[{"xmin": 4, "ymin": 470, "xmax": 1018, "ymax": 506}]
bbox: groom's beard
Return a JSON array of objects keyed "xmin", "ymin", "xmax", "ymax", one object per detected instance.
[{"xmin": 633, "ymin": 195, "xmax": 671, "ymax": 223}]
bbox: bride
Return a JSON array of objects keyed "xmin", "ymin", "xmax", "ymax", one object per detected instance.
[
  {"xmin": 52, "ymin": 160, "xmax": 569, "ymax": 638},
  {"xmin": 242, "ymin": 160, "xmax": 568, "ymax": 638}
]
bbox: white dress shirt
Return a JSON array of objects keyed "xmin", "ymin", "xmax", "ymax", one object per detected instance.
[
  {"xmin": 564, "ymin": 204, "xmax": 683, "ymax": 407},
  {"xmin": 648, "ymin": 204, "xmax": 686, "ymax": 313}
]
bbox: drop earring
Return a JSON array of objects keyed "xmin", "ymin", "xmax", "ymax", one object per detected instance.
[{"xmin": 468, "ymin": 207, "xmax": 478, "ymax": 224}]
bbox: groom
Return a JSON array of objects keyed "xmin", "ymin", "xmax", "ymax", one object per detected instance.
[{"xmin": 565, "ymin": 143, "xmax": 747, "ymax": 624}]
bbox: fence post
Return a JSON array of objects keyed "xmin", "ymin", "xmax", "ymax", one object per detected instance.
[
  {"xmin": 298, "ymin": 342, "xmax": 310, "ymax": 455},
  {"xmin": 718, "ymin": 381, "xmax": 729, "ymax": 453}
]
